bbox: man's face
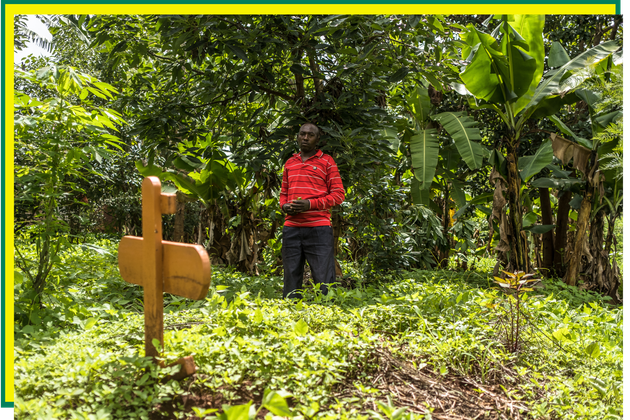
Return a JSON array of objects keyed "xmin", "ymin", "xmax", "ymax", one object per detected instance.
[{"xmin": 298, "ymin": 124, "xmax": 320, "ymax": 154}]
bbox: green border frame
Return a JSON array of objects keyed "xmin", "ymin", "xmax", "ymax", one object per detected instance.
[{"xmin": 0, "ymin": 0, "xmax": 623, "ymax": 411}]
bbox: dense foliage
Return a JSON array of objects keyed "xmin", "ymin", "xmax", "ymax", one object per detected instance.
[
  {"xmin": 13, "ymin": 13, "xmax": 623, "ymax": 420},
  {"xmin": 15, "ymin": 238, "xmax": 622, "ymax": 419}
]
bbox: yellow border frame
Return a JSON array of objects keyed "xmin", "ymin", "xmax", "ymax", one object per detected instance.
[{"xmin": 3, "ymin": 4, "xmax": 620, "ymax": 409}]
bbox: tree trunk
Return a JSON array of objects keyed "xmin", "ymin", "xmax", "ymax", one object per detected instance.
[
  {"xmin": 505, "ymin": 143, "xmax": 529, "ymax": 273},
  {"xmin": 553, "ymin": 190, "xmax": 572, "ymax": 276},
  {"xmin": 438, "ymin": 183, "xmax": 450, "ymax": 268},
  {"xmin": 172, "ymin": 192, "xmax": 187, "ymax": 242},
  {"xmin": 564, "ymin": 187, "xmax": 593, "ymax": 286},
  {"xmin": 538, "ymin": 187, "xmax": 555, "ymax": 270}
]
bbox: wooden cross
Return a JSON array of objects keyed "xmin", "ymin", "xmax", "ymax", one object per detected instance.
[{"xmin": 118, "ymin": 176, "xmax": 211, "ymax": 366}]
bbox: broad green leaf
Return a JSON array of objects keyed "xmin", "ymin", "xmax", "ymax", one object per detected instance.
[
  {"xmin": 262, "ymin": 389, "xmax": 292, "ymax": 417},
  {"xmin": 294, "ymin": 319, "xmax": 309, "ymax": 336},
  {"xmin": 432, "ymin": 112, "xmax": 486, "ymax": 170},
  {"xmin": 548, "ymin": 115, "xmax": 578, "ymax": 140},
  {"xmin": 529, "ymin": 91, "xmax": 579, "ymax": 120},
  {"xmin": 593, "ymin": 110, "xmax": 622, "ymax": 135},
  {"xmin": 460, "ymin": 27, "xmax": 510, "ymax": 103},
  {"xmin": 410, "ymin": 178, "xmax": 430, "ymax": 205},
  {"xmin": 14, "ymin": 271, "xmax": 24, "ymax": 285},
  {"xmin": 410, "ymin": 128, "xmax": 439, "ymax": 190},
  {"xmin": 253, "ymin": 308, "xmax": 263, "ymax": 323},
  {"xmin": 83, "ymin": 317, "xmax": 98, "ymax": 330},
  {"xmin": 585, "ymin": 342, "xmax": 601, "ymax": 358},
  {"xmin": 548, "ymin": 41, "xmax": 570, "ymax": 68},
  {"xmin": 407, "ymin": 86, "xmax": 432, "ymax": 124},
  {"xmin": 86, "ymin": 86, "xmax": 107, "ymax": 100},
  {"xmin": 518, "ymin": 140, "xmax": 553, "ymax": 182},
  {"xmin": 522, "ymin": 211, "xmax": 538, "ymax": 227},
  {"xmin": 524, "ymin": 40, "xmax": 619, "ymax": 116},
  {"xmin": 135, "ymin": 160, "xmax": 163, "ymax": 177},
  {"xmin": 531, "ymin": 177, "xmax": 583, "ymax": 190},
  {"xmin": 388, "ymin": 67, "xmax": 409, "ymax": 83},
  {"xmin": 508, "ymin": 15, "xmax": 545, "ymax": 114},
  {"xmin": 552, "ymin": 327, "xmax": 571, "ymax": 342},
  {"xmin": 451, "ymin": 179, "xmax": 467, "ymax": 208},
  {"xmin": 222, "ymin": 401, "xmax": 253, "ymax": 420},
  {"xmin": 226, "ymin": 43, "xmax": 248, "ymax": 62}
]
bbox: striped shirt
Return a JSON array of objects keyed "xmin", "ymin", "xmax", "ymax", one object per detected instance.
[{"xmin": 280, "ymin": 150, "xmax": 345, "ymax": 227}]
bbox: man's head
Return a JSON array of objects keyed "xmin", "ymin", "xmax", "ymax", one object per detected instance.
[{"xmin": 298, "ymin": 123, "xmax": 321, "ymax": 155}]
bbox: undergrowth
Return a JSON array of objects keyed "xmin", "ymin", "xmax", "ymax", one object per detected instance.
[{"xmin": 14, "ymin": 238, "xmax": 622, "ymax": 420}]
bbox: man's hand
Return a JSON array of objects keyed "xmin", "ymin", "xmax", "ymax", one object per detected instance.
[{"xmin": 284, "ymin": 199, "xmax": 310, "ymax": 215}]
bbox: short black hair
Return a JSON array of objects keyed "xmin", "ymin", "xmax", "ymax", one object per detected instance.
[{"xmin": 300, "ymin": 122, "xmax": 321, "ymax": 138}]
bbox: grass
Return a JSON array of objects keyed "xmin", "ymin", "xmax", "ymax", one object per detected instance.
[{"xmin": 14, "ymin": 238, "xmax": 623, "ymax": 420}]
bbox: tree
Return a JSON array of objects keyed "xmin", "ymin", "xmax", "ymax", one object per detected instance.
[
  {"xmin": 14, "ymin": 64, "xmax": 124, "ymax": 305},
  {"xmin": 84, "ymin": 15, "xmax": 461, "ymax": 271},
  {"xmin": 452, "ymin": 14, "xmax": 619, "ymax": 274}
]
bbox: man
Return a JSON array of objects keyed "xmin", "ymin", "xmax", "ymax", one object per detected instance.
[{"xmin": 279, "ymin": 123, "xmax": 345, "ymax": 298}]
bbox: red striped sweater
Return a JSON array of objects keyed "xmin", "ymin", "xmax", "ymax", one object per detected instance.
[{"xmin": 280, "ymin": 150, "xmax": 345, "ymax": 227}]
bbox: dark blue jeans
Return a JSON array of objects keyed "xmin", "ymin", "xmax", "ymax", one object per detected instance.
[{"xmin": 282, "ymin": 226, "xmax": 335, "ymax": 298}]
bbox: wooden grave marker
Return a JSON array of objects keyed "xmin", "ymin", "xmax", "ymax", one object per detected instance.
[{"xmin": 118, "ymin": 176, "xmax": 211, "ymax": 377}]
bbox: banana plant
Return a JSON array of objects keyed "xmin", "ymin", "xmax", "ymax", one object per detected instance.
[
  {"xmin": 452, "ymin": 14, "xmax": 619, "ymax": 273},
  {"xmin": 395, "ymin": 84, "xmax": 489, "ymax": 266}
]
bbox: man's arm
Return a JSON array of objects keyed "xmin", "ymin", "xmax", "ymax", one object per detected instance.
[
  {"xmin": 279, "ymin": 167, "xmax": 290, "ymax": 212},
  {"xmin": 280, "ymin": 166, "xmax": 301, "ymax": 214},
  {"xmin": 308, "ymin": 159, "xmax": 345, "ymax": 210}
]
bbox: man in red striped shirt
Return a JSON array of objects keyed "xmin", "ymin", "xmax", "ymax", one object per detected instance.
[{"xmin": 280, "ymin": 123, "xmax": 345, "ymax": 298}]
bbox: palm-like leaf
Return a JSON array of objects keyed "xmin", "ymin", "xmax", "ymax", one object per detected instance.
[
  {"xmin": 432, "ymin": 112, "xmax": 486, "ymax": 170},
  {"xmin": 410, "ymin": 128, "xmax": 439, "ymax": 190},
  {"xmin": 518, "ymin": 140, "xmax": 553, "ymax": 182},
  {"xmin": 522, "ymin": 40, "xmax": 620, "ymax": 119}
]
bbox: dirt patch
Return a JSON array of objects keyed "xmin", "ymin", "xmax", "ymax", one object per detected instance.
[
  {"xmin": 333, "ymin": 347, "xmax": 531, "ymax": 419},
  {"xmin": 150, "ymin": 347, "xmax": 533, "ymax": 419},
  {"xmin": 150, "ymin": 381, "xmax": 270, "ymax": 420}
]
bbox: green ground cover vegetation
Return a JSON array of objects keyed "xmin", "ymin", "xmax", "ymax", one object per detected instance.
[
  {"xmin": 14, "ymin": 236, "xmax": 622, "ymax": 420},
  {"xmin": 13, "ymin": 13, "xmax": 623, "ymax": 420}
]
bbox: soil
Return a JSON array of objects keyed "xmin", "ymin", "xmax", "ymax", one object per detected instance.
[{"xmin": 150, "ymin": 347, "xmax": 534, "ymax": 420}]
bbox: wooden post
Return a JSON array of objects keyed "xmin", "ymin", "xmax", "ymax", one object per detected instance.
[
  {"xmin": 118, "ymin": 176, "xmax": 211, "ymax": 374},
  {"xmin": 143, "ymin": 177, "xmax": 164, "ymax": 358}
]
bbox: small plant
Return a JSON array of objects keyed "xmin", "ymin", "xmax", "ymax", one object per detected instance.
[{"xmin": 492, "ymin": 270, "xmax": 539, "ymax": 354}]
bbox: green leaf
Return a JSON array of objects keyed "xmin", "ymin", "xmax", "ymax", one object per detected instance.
[
  {"xmin": 14, "ymin": 271, "xmax": 24, "ymax": 285},
  {"xmin": 410, "ymin": 128, "xmax": 439, "ymax": 190},
  {"xmin": 531, "ymin": 177, "xmax": 583, "ymax": 190},
  {"xmin": 262, "ymin": 389, "xmax": 293, "ymax": 417},
  {"xmin": 552, "ymin": 327, "xmax": 571, "ymax": 342},
  {"xmin": 86, "ymin": 87, "xmax": 107, "ymax": 100},
  {"xmin": 432, "ymin": 112, "xmax": 486, "ymax": 170},
  {"xmin": 410, "ymin": 178, "xmax": 430, "ymax": 205},
  {"xmin": 585, "ymin": 342, "xmax": 601, "ymax": 358},
  {"xmin": 451, "ymin": 179, "xmax": 467, "ymax": 208},
  {"xmin": 135, "ymin": 160, "xmax": 163, "ymax": 177},
  {"xmin": 524, "ymin": 40, "xmax": 619, "ymax": 115},
  {"xmin": 524, "ymin": 224, "xmax": 555, "ymax": 234},
  {"xmin": 406, "ymin": 86, "xmax": 432, "ymax": 124},
  {"xmin": 223, "ymin": 401, "xmax": 253, "ymax": 420},
  {"xmin": 253, "ymin": 308, "xmax": 263, "ymax": 323},
  {"xmin": 518, "ymin": 140, "xmax": 553, "ymax": 182},
  {"xmin": 507, "ymin": 15, "xmax": 545, "ymax": 114},
  {"xmin": 548, "ymin": 115, "xmax": 577, "ymax": 140},
  {"xmin": 388, "ymin": 67, "xmax": 409, "ymax": 83},
  {"xmin": 226, "ymin": 43, "xmax": 248, "ymax": 61},
  {"xmin": 294, "ymin": 319, "xmax": 309, "ymax": 336},
  {"xmin": 548, "ymin": 41, "xmax": 570, "ymax": 68},
  {"xmin": 83, "ymin": 317, "xmax": 98, "ymax": 330},
  {"xmin": 460, "ymin": 28, "xmax": 506, "ymax": 103},
  {"xmin": 522, "ymin": 211, "xmax": 538, "ymax": 228}
]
